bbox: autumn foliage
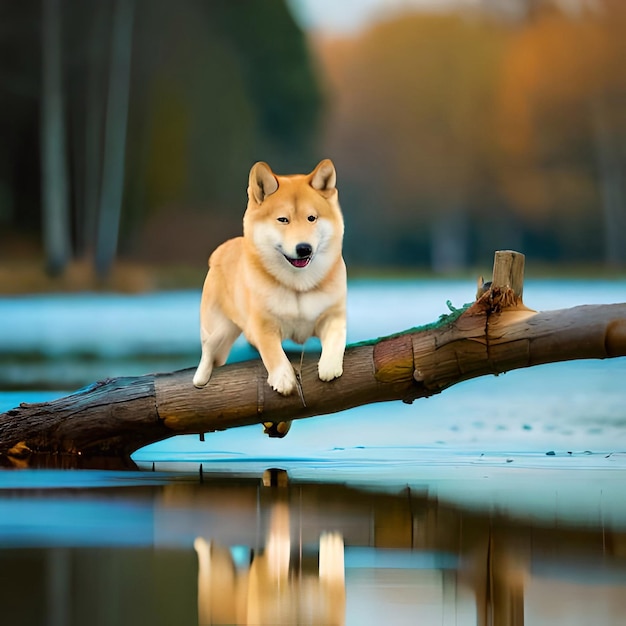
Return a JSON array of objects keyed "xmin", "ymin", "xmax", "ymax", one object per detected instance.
[{"xmin": 315, "ymin": 2, "xmax": 626, "ymax": 268}]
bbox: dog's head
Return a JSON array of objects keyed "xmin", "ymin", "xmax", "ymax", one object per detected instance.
[{"xmin": 244, "ymin": 159, "xmax": 344, "ymax": 290}]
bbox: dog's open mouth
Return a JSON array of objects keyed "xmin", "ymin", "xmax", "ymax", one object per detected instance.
[{"xmin": 284, "ymin": 255, "xmax": 311, "ymax": 268}]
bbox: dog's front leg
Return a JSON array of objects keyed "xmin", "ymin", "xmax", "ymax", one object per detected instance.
[
  {"xmin": 316, "ymin": 311, "xmax": 346, "ymax": 382},
  {"xmin": 248, "ymin": 320, "xmax": 297, "ymax": 396},
  {"xmin": 193, "ymin": 327, "xmax": 216, "ymax": 388},
  {"xmin": 193, "ymin": 313, "xmax": 241, "ymax": 389}
]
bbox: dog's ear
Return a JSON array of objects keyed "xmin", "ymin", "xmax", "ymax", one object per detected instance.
[
  {"xmin": 310, "ymin": 159, "xmax": 336, "ymax": 193},
  {"xmin": 248, "ymin": 162, "xmax": 278, "ymax": 204}
]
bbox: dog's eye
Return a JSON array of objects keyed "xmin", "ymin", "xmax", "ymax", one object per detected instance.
[
  {"xmin": 307, "ymin": 215, "xmax": 317, "ymax": 222},
  {"xmin": 277, "ymin": 217, "xmax": 289, "ymax": 224}
]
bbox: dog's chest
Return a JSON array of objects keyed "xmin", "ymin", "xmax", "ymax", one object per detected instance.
[{"xmin": 269, "ymin": 290, "xmax": 333, "ymax": 343}]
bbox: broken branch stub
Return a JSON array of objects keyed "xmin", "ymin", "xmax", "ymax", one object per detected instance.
[{"xmin": 492, "ymin": 250, "xmax": 525, "ymax": 297}]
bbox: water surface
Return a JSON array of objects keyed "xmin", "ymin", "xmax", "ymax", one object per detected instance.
[
  {"xmin": 1, "ymin": 279, "xmax": 625, "ymax": 624},
  {"xmin": 2, "ymin": 469, "xmax": 626, "ymax": 625}
]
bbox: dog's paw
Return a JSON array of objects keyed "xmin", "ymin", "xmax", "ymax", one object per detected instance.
[
  {"xmin": 318, "ymin": 357, "xmax": 343, "ymax": 382},
  {"xmin": 263, "ymin": 420, "xmax": 292, "ymax": 438},
  {"xmin": 267, "ymin": 365, "xmax": 297, "ymax": 396},
  {"xmin": 192, "ymin": 369, "xmax": 211, "ymax": 389}
]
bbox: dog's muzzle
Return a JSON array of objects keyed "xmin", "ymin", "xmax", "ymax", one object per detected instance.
[{"xmin": 285, "ymin": 243, "xmax": 312, "ymax": 268}]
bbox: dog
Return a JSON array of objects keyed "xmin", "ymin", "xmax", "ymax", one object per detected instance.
[{"xmin": 192, "ymin": 159, "xmax": 346, "ymax": 398}]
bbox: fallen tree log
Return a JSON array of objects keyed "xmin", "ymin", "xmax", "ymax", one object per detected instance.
[{"xmin": 1, "ymin": 251, "xmax": 625, "ymax": 467}]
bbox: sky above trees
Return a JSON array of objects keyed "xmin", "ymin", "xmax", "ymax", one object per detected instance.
[{"xmin": 288, "ymin": 0, "xmax": 599, "ymax": 33}]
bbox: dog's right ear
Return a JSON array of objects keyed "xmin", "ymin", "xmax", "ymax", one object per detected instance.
[{"xmin": 248, "ymin": 162, "xmax": 278, "ymax": 204}]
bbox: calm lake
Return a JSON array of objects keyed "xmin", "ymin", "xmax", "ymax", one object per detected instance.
[{"xmin": 1, "ymin": 279, "xmax": 625, "ymax": 625}]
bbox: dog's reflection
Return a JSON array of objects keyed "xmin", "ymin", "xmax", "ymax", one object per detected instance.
[{"xmin": 194, "ymin": 502, "xmax": 345, "ymax": 625}]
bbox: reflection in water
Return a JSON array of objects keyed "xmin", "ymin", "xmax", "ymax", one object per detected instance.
[
  {"xmin": 1, "ymin": 471, "xmax": 626, "ymax": 625},
  {"xmin": 194, "ymin": 500, "xmax": 345, "ymax": 625}
]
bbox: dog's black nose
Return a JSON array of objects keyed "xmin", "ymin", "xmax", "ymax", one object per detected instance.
[{"xmin": 295, "ymin": 243, "xmax": 312, "ymax": 258}]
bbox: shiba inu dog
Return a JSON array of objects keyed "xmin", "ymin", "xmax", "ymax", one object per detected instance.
[{"xmin": 192, "ymin": 159, "xmax": 346, "ymax": 397}]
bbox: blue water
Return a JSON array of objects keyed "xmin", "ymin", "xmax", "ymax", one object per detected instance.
[
  {"xmin": 2, "ymin": 279, "xmax": 625, "ymax": 465},
  {"xmin": 2, "ymin": 278, "xmax": 624, "ymax": 356},
  {"xmin": 1, "ymin": 279, "xmax": 626, "ymax": 625}
]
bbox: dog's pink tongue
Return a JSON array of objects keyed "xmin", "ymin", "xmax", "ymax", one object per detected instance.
[{"xmin": 291, "ymin": 258, "xmax": 310, "ymax": 268}]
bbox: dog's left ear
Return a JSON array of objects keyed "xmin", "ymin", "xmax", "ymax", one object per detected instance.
[{"xmin": 310, "ymin": 159, "xmax": 336, "ymax": 194}]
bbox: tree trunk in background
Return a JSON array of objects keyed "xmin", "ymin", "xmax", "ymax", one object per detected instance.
[
  {"xmin": 592, "ymin": 96, "xmax": 626, "ymax": 268},
  {"xmin": 95, "ymin": 0, "xmax": 135, "ymax": 277},
  {"xmin": 78, "ymin": 2, "xmax": 109, "ymax": 259},
  {"xmin": 41, "ymin": 0, "xmax": 71, "ymax": 276},
  {"xmin": 430, "ymin": 206, "xmax": 469, "ymax": 273}
]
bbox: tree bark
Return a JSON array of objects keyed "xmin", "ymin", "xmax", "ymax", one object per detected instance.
[{"xmin": 1, "ymin": 287, "xmax": 625, "ymax": 467}]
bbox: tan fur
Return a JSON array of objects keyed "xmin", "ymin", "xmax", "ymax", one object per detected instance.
[
  {"xmin": 193, "ymin": 159, "xmax": 346, "ymax": 396},
  {"xmin": 194, "ymin": 504, "xmax": 346, "ymax": 624}
]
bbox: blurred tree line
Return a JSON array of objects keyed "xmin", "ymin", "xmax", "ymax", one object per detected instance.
[
  {"xmin": 0, "ymin": 0, "xmax": 321, "ymax": 276},
  {"xmin": 0, "ymin": 0, "xmax": 624, "ymax": 279},
  {"xmin": 320, "ymin": 0, "xmax": 626, "ymax": 270}
]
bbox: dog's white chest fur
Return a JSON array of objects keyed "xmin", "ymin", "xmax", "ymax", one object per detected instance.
[{"xmin": 265, "ymin": 288, "xmax": 337, "ymax": 344}]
